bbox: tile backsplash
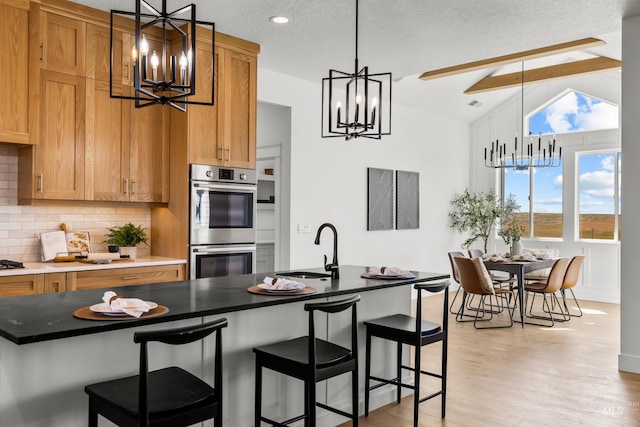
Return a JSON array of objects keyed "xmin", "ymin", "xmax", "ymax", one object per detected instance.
[{"xmin": 0, "ymin": 144, "xmax": 151, "ymax": 262}]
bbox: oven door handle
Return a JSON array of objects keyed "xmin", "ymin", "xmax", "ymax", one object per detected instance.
[
  {"xmin": 192, "ymin": 182, "xmax": 257, "ymax": 192},
  {"xmin": 192, "ymin": 246, "xmax": 257, "ymax": 254}
]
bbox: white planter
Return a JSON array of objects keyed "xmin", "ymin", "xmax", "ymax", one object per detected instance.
[
  {"xmin": 119, "ymin": 246, "xmax": 137, "ymax": 259},
  {"xmin": 511, "ymin": 240, "xmax": 523, "ymax": 256}
]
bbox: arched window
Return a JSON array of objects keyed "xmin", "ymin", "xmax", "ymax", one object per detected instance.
[{"xmin": 528, "ymin": 89, "xmax": 619, "ymax": 135}]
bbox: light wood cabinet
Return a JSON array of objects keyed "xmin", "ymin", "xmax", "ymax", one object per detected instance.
[
  {"xmin": 0, "ymin": 275, "xmax": 44, "ymax": 297},
  {"xmin": 18, "ymin": 70, "xmax": 86, "ymax": 202},
  {"xmin": 38, "ymin": 10, "xmax": 85, "ymax": 76},
  {"xmin": 67, "ymin": 264, "xmax": 185, "ymax": 291},
  {"xmin": 44, "ymin": 272, "xmax": 66, "ymax": 293},
  {"xmin": 219, "ymin": 47, "xmax": 257, "ymax": 169},
  {"xmin": 0, "ymin": 0, "xmax": 31, "ymax": 145},
  {"xmin": 182, "ymin": 33, "xmax": 258, "ymax": 169}
]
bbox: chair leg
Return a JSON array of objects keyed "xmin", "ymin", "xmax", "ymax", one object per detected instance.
[
  {"xmin": 306, "ymin": 376, "xmax": 316, "ymax": 427},
  {"xmin": 449, "ymin": 286, "xmax": 462, "ymax": 314},
  {"xmin": 364, "ymin": 330, "xmax": 371, "ymax": 416},
  {"xmin": 441, "ymin": 335, "xmax": 447, "ymax": 419},
  {"xmin": 413, "ymin": 344, "xmax": 421, "ymax": 427},
  {"xmin": 396, "ymin": 341, "xmax": 402, "ymax": 404},
  {"xmin": 255, "ymin": 360, "xmax": 262, "ymax": 427},
  {"xmin": 567, "ymin": 289, "xmax": 584, "ymax": 317},
  {"xmin": 352, "ymin": 365, "xmax": 359, "ymax": 427}
]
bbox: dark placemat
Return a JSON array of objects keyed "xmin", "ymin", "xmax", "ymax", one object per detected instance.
[
  {"xmin": 73, "ymin": 305, "xmax": 169, "ymax": 321},
  {"xmin": 247, "ymin": 285, "xmax": 317, "ymax": 296}
]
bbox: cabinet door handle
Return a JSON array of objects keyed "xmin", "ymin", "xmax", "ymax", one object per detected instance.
[
  {"xmin": 124, "ymin": 62, "xmax": 129, "ymax": 79},
  {"xmin": 123, "ymin": 275, "xmax": 141, "ymax": 280},
  {"xmin": 218, "ymin": 147, "xmax": 224, "ymax": 161},
  {"xmin": 124, "ymin": 178, "xmax": 129, "ymax": 196},
  {"xmin": 225, "ymin": 147, "xmax": 230, "ymax": 162},
  {"xmin": 40, "ymin": 43, "xmax": 44, "ymax": 62},
  {"xmin": 37, "ymin": 174, "xmax": 43, "ymax": 192},
  {"xmin": 131, "ymin": 179, "xmax": 137, "ymax": 195}
]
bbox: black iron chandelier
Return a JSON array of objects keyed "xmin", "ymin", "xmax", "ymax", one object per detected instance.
[
  {"xmin": 321, "ymin": 0, "xmax": 392, "ymax": 140},
  {"xmin": 110, "ymin": 0, "xmax": 214, "ymax": 111},
  {"xmin": 484, "ymin": 62, "xmax": 561, "ymax": 170}
]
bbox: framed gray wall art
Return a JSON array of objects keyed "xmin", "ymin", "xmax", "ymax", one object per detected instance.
[
  {"xmin": 367, "ymin": 167, "xmax": 394, "ymax": 230},
  {"xmin": 396, "ymin": 170, "xmax": 419, "ymax": 229}
]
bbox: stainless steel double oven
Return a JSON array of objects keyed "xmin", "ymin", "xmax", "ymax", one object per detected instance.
[{"xmin": 189, "ymin": 164, "xmax": 257, "ymax": 279}]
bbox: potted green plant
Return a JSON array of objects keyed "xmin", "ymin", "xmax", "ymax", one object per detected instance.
[
  {"xmin": 449, "ymin": 189, "xmax": 522, "ymax": 254},
  {"xmin": 103, "ymin": 223, "xmax": 148, "ymax": 259}
]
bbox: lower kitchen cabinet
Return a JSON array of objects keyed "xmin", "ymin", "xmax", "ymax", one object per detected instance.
[
  {"xmin": 0, "ymin": 275, "xmax": 44, "ymax": 297},
  {"xmin": 256, "ymin": 243, "xmax": 274, "ymax": 274},
  {"xmin": 66, "ymin": 264, "xmax": 185, "ymax": 291}
]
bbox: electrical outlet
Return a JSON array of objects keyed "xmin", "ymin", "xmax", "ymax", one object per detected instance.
[{"xmin": 297, "ymin": 224, "xmax": 311, "ymax": 233}]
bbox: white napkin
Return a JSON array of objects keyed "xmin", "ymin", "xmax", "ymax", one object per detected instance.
[
  {"xmin": 263, "ymin": 276, "xmax": 305, "ymax": 290},
  {"xmin": 102, "ymin": 291, "xmax": 151, "ymax": 318},
  {"xmin": 482, "ymin": 253, "xmax": 506, "ymax": 262},
  {"xmin": 510, "ymin": 253, "xmax": 537, "ymax": 262},
  {"xmin": 368, "ymin": 266, "xmax": 411, "ymax": 276}
]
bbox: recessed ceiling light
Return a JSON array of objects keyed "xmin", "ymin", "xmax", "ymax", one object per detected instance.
[{"xmin": 270, "ymin": 16, "xmax": 289, "ymax": 24}]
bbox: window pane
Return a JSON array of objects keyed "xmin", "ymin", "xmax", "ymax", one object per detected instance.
[
  {"xmin": 503, "ymin": 164, "xmax": 530, "ymax": 237},
  {"xmin": 618, "ymin": 152, "xmax": 622, "ymax": 241},
  {"xmin": 579, "ymin": 153, "xmax": 615, "ymax": 239},
  {"xmin": 529, "ymin": 90, "xmax": 619, "ymax": 135},
  {"xmin": 533, "ymin": 157, "xmax": 563, "ymax": 238}
]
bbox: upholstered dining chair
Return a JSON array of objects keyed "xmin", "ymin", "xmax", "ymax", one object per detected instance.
[
  {"xmin": 519, "ymin": 257, "xmax": 570, "ymax": 327},
  {"xmin": 85, "ymin": 318, "xmax": 228, "ymax": 427},
  {"xmin": 454, "ymin": 256, "xmax": 515, "ymax": 329},
  {"xmin": 447, "ymin": 251, "xmax": 467, "ymax": 314},
  {"xmin": 560, "ymin": 255, "xmax": 586, "ymax": 317},
  {"xmin": 467, "ymin": 248, "xmax": 515, "ymax": 287}
]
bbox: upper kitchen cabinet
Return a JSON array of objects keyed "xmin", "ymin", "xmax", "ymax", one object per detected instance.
[
  {"xmin": 0, "ymin": 0, "xmax": 30, "ymax": 145},
  {"xmin": 85, "ymin": 23, "xmax": 169, "ymax": 203},
  {"xmin": 37, "ymin": 8, "xmax": 85, "ymax": 76},
  {"xmin": 219, "ymin": 46, "xmax": 257, "ymax": 169},
  {"xmin": 172, "ymin": 31, "xmax": 259, "ymax": 169},
  {"xmin": 18, "ymin": 70, "xmax": 86, "ymax": 202}
]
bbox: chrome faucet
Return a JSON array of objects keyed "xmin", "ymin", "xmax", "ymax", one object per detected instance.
[{"xmin": 314, "ymin": 223, "xmax": 339, "ymax": 279}]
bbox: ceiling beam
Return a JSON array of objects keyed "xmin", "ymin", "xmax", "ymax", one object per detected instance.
[
  {"xmin": 419, "ymin": 37, "xmax": 605, "ymax": 81},
  {"xmin": 464, "ymin": 56, "xmax": 621, "ymax": 94}
]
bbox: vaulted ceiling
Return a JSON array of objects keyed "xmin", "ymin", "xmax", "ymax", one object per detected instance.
[{"xmin": 74, "ymin": 0, "xmax": 640, "ymax": 122}]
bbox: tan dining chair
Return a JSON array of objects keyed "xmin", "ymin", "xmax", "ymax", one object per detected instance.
[
  {"xmin": 519, "ymin": 257, "xmax": 570, "ymax": 327},
  {"xmin": 560, "ymin": 255, "xmax": 585, "ymax": 318},
  {"xmin": 447, "ymin": 251, "xmax": 467, "ymax": 314},
  {"xmin": 454, "ymin": 256, "xmax": 514, "ymax": 329},
  {"xmin": 467, "ymin": 248, "xmax": 516, "ymax": 287}
]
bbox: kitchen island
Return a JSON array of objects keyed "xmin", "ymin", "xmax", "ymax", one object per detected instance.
[{"xmin": 0, "ymin": 265, "xmax": 448, "ymax": 426}]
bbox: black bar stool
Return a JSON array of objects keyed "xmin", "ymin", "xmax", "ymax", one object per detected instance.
[
  {"xmin": 253, "ymin": 295, "xmax": 361, "ymax": 427},
  {"xmin": 84, "ymin": 318, "xmax": 228, "ymax": 427},
  {"xmin": 364, "ymin": 280, "xmax": 450, "ymax": 427}
]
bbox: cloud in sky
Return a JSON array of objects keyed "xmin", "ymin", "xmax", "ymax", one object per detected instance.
[
  {"xmin": 535, "ymin": 91, "xmax": 618, "ymax": 134},
  {"xmin": 580, "ymin": 170, "xmax": 614, "ymax": 199}
]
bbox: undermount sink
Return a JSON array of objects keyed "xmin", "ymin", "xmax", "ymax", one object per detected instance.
[{"xmin": 275, "ymin": 271, "xmax": 332, "ymax": 279}]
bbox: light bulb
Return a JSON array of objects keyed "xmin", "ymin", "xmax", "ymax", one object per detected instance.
[
  {"xmin": 131, "ymin": 46, "xmax": 137, "ymax": 61},
  {"xmin": 140, "ymin": 35, "xmax": 149, "ymax": 56},
  {"xmin": 150, "ymin": 50, "xmax": 159, "ymax": 69},
  {"xmin": 179, "ymin": 51, "xmax": 188, "ymax": 70}
]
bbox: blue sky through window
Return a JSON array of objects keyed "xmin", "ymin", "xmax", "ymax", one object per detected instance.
[
  {"xmin": 529, "ymin": 90, "xmax": 618, "ymax": 135},
  {"xmin": 505, "ymin": 90, "xmax": 619, "ymax": 218}
]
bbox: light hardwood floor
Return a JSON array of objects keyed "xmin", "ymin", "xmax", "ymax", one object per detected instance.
[{"xmin": 339, "ymin": 293, "xmax": 640, "ymax": 427}]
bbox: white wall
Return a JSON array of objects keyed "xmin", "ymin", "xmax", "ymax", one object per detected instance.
[
  {"xmin": 257, "ymin": 68, "xmax": 469, "ymax": 275},
  {"xmin": 620, "ymin": 15, "xmax": 640, "ymax": 374},
  {"xmin": 469, "ymin": 72, "xmax": 622, "ymax": 304}
]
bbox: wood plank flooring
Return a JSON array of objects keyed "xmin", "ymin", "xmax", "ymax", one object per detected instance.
[{"xmin": 339, "ymin": 293, "xmax": 640, "ymax": 426}]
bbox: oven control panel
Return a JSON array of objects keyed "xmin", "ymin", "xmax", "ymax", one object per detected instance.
[{"xmin": 191, "ymin": 164, "xmax": 256, "ymax": 185}]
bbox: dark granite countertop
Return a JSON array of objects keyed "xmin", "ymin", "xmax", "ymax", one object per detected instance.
[{"xmin": 0, "ymin": 265, "xmax": 449, "ymax": 345}]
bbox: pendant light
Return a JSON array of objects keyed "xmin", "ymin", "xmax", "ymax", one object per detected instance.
[
  {"xmin": 110, "ymin": 0, "xmax": 215, "ymax": 112},
  {"xmin": 321, "ymin": 0, "xmax": 392, "ymax": 140}
]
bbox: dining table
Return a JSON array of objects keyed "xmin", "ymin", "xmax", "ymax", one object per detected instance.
[{"xmin": 483, "ymin": 258, "xmax": 557, "ymax": 327}]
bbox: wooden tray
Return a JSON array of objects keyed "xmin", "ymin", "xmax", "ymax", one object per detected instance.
[
  {"xmin": 247, "ymin": 285, "xmax": 317, "ymax": 296},
  {"xmin": 73, "ymin": 305, "xmax": 169, "ymax": 321}
]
